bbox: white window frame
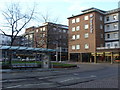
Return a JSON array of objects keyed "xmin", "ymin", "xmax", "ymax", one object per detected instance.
[
  {"xmin": 100, "ymin": 16, "xmax": 103, "ymax": 21},
  {"xmin": 76, "ymin": 18, "xmax": 80, "ymax": 22},
  {"xmin": 76, "ymin": 35, "xmax": 80, "ymax": 39},
  {"xmin": 36, "ymin": 29, "xmax": 39, "ymax": 32},
  {"xmin": 72, "ymin": 27, "xmax": 75, "ymax": 32},
  {"xmin": 113, "ymin": 24, "xmax": 117, "ymax": 29},
  {"xmin": 76, "ymin": 45, "xmax": 80, "ymax": 50},
  {"xmin": 85, "ymin": 44, "xmax": 89, "ymax": 49},
  {"xmin": 84, "ymin": 24, "xmax": 89, "ymax": 29},
  {"xmin": 72, "ymin": 19, "xmax": 75, "ymax": 23},
  {"xmin": 72, "ymin": 35, "xmax": 76, "ymax": 40},
  {"xmin": 84, "ymin": 16, "xmax": 88, "ymax": 20},
  {"xmin": 72, "ymin": 45, "xmax": 75, "ymax": 50},
  {"xmin": 114, "ymin": 33, "xmax": 118, "ymax": 38},
  {"xmin": 43, "ymin": 27, "xmax": 46, "ymax": 31},
  {"xmin": 101, "ymin": 34, "xmax": 103, "ymax": 38},
  {"xmin": 113, "ymin": 15, "xmax": 117, "ymax": 20},
  {"xmin": 76, "ymin": 26, "xmax": 80, "ymax": 31},
  {"xmin": 100, "ymin": 24, "xmax": 103, "ymax": 29},
  {"xmin": 84, "ymin": 33, "xmax": 89, "ymax": 38}
]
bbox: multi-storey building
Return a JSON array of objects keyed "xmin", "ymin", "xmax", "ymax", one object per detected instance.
[
  {"xmin": 68, "ymin": 7, "xmax": 120, "ymax": 63},
  {"xmin": 104, "ymin": 9, "xmax": 120, "ymax": 48},
  {"xmin": 25, "ymin": 22, "xmax": 68, "ymax": 61},
  {"xmin": 0, "ymin": 34, "xmax": 11, "ymax": 46}
]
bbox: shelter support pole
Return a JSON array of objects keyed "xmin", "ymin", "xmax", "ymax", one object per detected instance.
[{"xmin": 111, "ymin": 52, "xmax": 113, "ymax": 64}]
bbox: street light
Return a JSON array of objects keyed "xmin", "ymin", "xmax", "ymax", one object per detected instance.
[
  {"xmin": 59, "ymin": 47, "xmax": 62, "ymax": 62},
  {"xmin": 56, "ymin": 43, "xmax": 58, "ymax": 62}
]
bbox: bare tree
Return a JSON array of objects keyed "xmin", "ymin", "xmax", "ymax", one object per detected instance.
[
  {"xmin": 0, "ymin": 3, "xmax": 35, "ymax": 46},
  {"xmin": 0, "ymin": 3, "xmax": 36, "ymax": 66}
]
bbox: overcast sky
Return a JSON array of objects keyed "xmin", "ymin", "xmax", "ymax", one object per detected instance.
[{"xmin": 0, "ymin": 0, "xmax": 119, "ymax": 35}]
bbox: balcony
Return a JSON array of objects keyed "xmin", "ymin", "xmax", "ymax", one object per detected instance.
[{"xmin": 97, "ymin": 46, "xmax": 120, "ymax": 50}]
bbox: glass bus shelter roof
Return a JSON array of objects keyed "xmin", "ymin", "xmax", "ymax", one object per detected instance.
[{"xmin": 0, "ymin": 45, "xmax": 56, "ymax": 52}]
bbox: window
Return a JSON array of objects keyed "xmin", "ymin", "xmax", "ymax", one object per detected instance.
[
  {"xmin": 113, "ymin": 24, "xmax": 117, "ymax": 29},
  {"xmin": 106, "ymin": 25, "xmax": 110, "ymax": 30},
  {"xmin": 107, "ymin": 34, "xmax": 110, "ymax": 38},
  {"xmin": 100, "ymin": 16, "xmax": 103, "ymax": 21},
  {"xmin": 59, "ymin": 35, "xmax": 62, "ymax": 39},
  {"xmin": 84, "ymin": 24, "xmax": 89, "ymax": 29},
  {"xmin": 72, "ymin": 19, "xmax": 75, "ymax": 23},
  {"xmin": 2, "ymin": 40, "xmax": 4, "ymax": 44},
  {"xmin": 40, "ymin": 28, "xmax": 43, "ymax": 31},
  {"xmin": 84, "ymin": 16, "xmax": 88, "ymax": 20},
  {"xmin": 59, "ymin": 29, "xmax": 61, "ymax": 32},
  {"xmin": 72, "ymin": 35, "xmax": 76, "ymax": 40},
  {"xmin": 53, "ymin": 28, "xmax": 56, "ymax": 31},
  {"xmin": 84, "ymin": 33, "xmax": 89, "ymax": 38},
  {"xmin": 85, "ymin": 44, "xmax": 89, "ymax": 49},
  {"xmin": 114, "ymin": 33, "xmax": 118, "ymax": 38},
  {"xmin": 76, "ymin": 45, "xmax": 80, "ymax": 50},
  {"xmin": 114, "ymin": 43, "xmax": 118, "ymax": 47},
  {"xmin": 101, "ymin": 34, "xmax": 103, "ymax": 38},
  {"xmin": 106, "ymin": 44, "xmax": 110, "ymax": 47},
  {"xmin": 100, "ymin": 44, "xmax": 103, "ymax": 47},
  {"xmin": 43, "ymin": 34, "xmax": 45, "ymax": 37},
  {"xmin": 43, "ymin": 27, "xmax": 46, "ymax": 31},
  {"xmin": 72, "ymin": 45, "xmax": 75, "ymax": 50},
  {"xmin": 113, "ymin": 15, "xmax": 117, "ymax": 20},
  {"xmin": 76, "ymin": 26, "xmax": 80, "ymax": 31},
  {"xmin": 36, "ymin": 29, "xmax": 39, "ymax": 32},
  {"xmin": 29, "ymin": 34, "xmax": 33, "ymax": 39},
  {"xmin": 2, "ymin": 35, "xmax": 4, "ymax": 38},
  {"xmin": 76, "ymin": 35, "xmax": 80, "ymax": 39},
  {"xmin": 72, "ymin": 27, "xmax": 75, "ymax": 32},
  {"xmin": 106, "ymin": 16, "xmax": 109, "ymax": 21},
  {"xmin": 76, "ymin": 18, "xmax": 80, "ymax": 22},
  {"xmin": 63, "ymin": 30, "xmax": 66, "ymax": 33},
  {"xmin": 100, "ymin": 24, "xmax": 103, "ymax": 29}
]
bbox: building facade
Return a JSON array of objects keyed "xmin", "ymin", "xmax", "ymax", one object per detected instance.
[
  {"xmin": 68, "ymin": 8, "xmax": 120, "ymax": 63},
  {"xmin": 25, "ymin": 22, "xmax": 68, "ymax": 49},
  {"xmin": 25, "ymin": 22, "xmax": 68, "ymax": 61},
  {"xmin": 0, "ymin": 34, "xmax": 11, "ymax": 46}
]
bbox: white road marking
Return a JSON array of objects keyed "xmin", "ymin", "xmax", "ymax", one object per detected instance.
[
  {"xmin": 60, "ymin": 77, "xmax": 79, "ymax": 82},
  {"xmin": 59, "ymin": 75, "xmax": 97, "ymax": 83},
  {"xmin": 6, "ymin": 85, "xmax": 22, "ymax": 88},
  {"xmin": 1, "ymin": 79, "xmax": 27, "ymax": 83}
]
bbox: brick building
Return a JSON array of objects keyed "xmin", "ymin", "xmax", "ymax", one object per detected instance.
[
  {"xmin": 25, "ymin": 22, "xmax": 68, "ymax": 61},
  {"xmin": 68, "ymin": 7, "xmax": 120, "ymax": 63}
]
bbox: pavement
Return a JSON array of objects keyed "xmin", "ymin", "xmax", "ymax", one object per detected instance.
[{"xmin": 0, "ymin": 62, "xmax": 118, "ymax": 74}]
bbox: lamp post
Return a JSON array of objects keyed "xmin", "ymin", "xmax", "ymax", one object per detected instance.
[
  {"xmin": 56, "ymin": 43, "xmax": 58, "ymax": 62},
  {"xmin": 59, "ymin": 47, "xmax": 62, "ymax": 62}
]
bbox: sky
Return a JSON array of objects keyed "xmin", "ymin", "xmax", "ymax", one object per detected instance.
[{"xmin": 0, "ymin": 0, "xmax": 120, "ymax": 35}]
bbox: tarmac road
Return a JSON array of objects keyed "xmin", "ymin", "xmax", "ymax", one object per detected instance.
[{"xmin": 1, "ymin": 63, "xmax": 119, "ymax": 89}]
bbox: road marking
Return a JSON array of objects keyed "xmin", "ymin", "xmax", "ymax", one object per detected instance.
[
  {"xmin": 90, "ymin": 75, "xmax": 96, "ymax": 78},
  {"xmin": 59, "ymin": 75, "xmax": 97, "ymax": 83},
  {"xmin": 1, "ymin": 79, "xmax": 27, "ymax": 83},
  {"xmin": 60, "ymin": 77, "xmax": 80, "ymax": 82},
  {"xmin": 73, "ymin": 73, "xmax": 79, "ymax": 75},
  {"xmin": 6, "ymin": 85, "xmax": 21, "ymax": 88}
]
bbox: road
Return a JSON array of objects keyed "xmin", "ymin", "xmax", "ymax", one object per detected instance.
[{"xmin": 1, "ymin": 63, "xmax": 119, "ymax": 89}]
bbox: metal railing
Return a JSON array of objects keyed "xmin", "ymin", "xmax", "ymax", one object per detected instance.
[{"xmin": 97, "ymin": 46, "xmax": 120, "ymax": 50}]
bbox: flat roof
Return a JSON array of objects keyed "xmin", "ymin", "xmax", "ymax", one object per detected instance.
[{"xmin": 0, "ymin": 46, "xmax": 56, "ymax": 52}]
